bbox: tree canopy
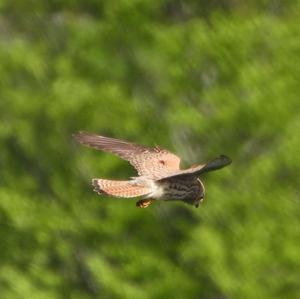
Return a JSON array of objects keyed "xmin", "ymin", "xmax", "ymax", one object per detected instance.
[{"xmin": 1, "ymin": 1, "xmax": 300, "ymax": 298}]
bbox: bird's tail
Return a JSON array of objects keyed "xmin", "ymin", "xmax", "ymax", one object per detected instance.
[{"xmin": 92, "ymin": 179, "xmax": 151, "ymax": 198}]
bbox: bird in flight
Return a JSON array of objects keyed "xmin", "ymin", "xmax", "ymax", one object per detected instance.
[{"xmin": 73, "ymin": 132, "xmax": 231, "ymax": 208}]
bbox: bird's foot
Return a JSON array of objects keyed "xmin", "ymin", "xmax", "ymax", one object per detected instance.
[{"xmin": 136, "ymin": 199, "xmax": 154, "ymax": 208}]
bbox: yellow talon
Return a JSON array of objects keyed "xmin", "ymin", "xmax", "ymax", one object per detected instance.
[{"xmin": 136, "ymin": 199, "xmax": 154, "ymax": 208}]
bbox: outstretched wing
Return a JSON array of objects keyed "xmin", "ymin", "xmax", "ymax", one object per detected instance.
[
  {"xmin": 158, "ymin": 155, "xmax": 231, "ymax": 181},
  {"xmin": 73, "ymin": 131, "xmax": 181, "ymax": 179}
]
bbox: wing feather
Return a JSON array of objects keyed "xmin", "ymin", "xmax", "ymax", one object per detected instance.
[
  {"xmin": 73, "ymin": 132, "xmax": 181, "ymax": 179},
  {"xmin": 158, "ymin": 155, "xmax": 231, "ymax": 181}
]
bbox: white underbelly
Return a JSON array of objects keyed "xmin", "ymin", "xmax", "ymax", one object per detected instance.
[{"xmin": 146, "ymin": 182, "xmax": 165, "ymax": 199}]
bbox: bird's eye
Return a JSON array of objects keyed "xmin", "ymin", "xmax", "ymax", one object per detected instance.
[{"xmin": 159, "ymin": 160, "xmax": 165, "ymax": 165}]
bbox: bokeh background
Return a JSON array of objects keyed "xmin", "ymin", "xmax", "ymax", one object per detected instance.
[{"xmin": 1, "ymin": 1, "xmax": 300, "ymax": 298}]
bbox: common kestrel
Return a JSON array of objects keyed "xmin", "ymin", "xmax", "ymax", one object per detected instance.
[{"xmin": 73, "ymin": 132, "xmax": 231, "ymax": 208}]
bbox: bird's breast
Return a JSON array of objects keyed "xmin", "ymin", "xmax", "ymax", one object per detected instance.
[{"xmin": 151, "ymin": 177, "xmax": 204, "ymax": 201}]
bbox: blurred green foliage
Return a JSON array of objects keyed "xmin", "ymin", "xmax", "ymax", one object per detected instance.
[{"xmin": 1, "ymin": 1, "xmax": 300, "ymax": 298}]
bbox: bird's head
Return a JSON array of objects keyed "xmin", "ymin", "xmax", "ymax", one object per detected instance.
[{"xmin": 194, "ymin": 179, "xmax": 205, "ymax": 208}]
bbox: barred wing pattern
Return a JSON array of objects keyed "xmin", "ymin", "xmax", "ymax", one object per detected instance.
[{"xmin": 73, "ymin": 132, "xmax": 181, "ymax": 179}]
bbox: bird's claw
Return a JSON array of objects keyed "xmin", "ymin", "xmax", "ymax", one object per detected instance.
[{"xmin": 136, "ymin": 199, "xmax": 154, "ymax": 208}]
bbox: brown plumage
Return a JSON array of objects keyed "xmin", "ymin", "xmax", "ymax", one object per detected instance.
[
  {"xmin": 92, "ymin": 179, "xmax": 150, "ymax": 198},
  {"xmin": 73, "ymin": 131, "xmax": 231, "ymax": 208}
]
